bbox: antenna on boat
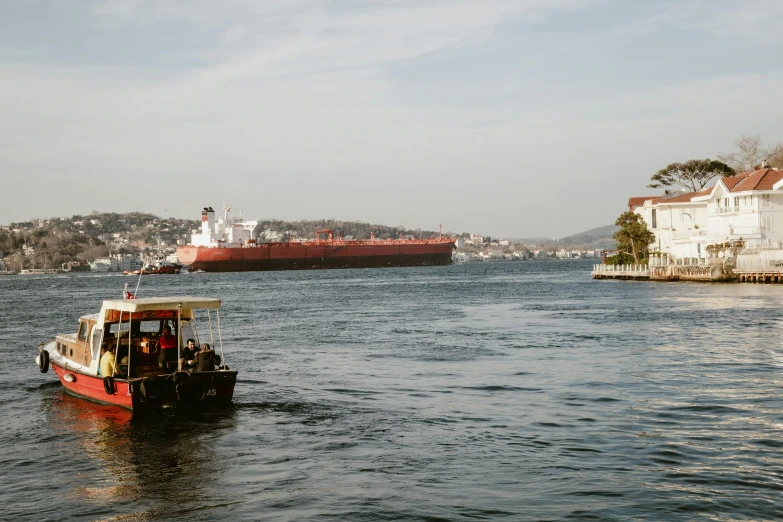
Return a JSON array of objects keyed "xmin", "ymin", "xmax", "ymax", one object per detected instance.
[{"xmin": 132, "ymin": 267, "xmax": 144, "ymax": 299}]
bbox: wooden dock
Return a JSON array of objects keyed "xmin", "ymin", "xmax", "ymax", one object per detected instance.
[{"xmin": 733, "ymin": 270, "xmax": 783, "ymax": 283}]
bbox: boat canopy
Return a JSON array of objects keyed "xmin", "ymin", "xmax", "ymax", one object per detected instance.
[{"xmin": 101, "ymin": 297, "xmax": 222, "ymax": 313}]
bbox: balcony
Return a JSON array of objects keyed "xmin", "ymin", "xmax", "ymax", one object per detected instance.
[
  {"xmin": 672, "ymin": 229, "xmax": 708, "ymax": 239},
  {"xmin": 711, "ymin": 206, "xmax": 739, "ymax": 215}
]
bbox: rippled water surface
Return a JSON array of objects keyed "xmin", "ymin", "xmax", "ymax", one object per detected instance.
[{"xmin": 1, "ymin": 261, "xmax": 783, "ymax": 521}]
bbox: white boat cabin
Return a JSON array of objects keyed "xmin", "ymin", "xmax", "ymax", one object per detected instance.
[{"xmin": 52, "ymin": 297, "xmax": 224, "ymax": 378}]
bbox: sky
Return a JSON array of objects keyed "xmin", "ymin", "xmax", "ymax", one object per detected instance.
[{"xmin": 2, "ymin": 0, "xmax": 783, "ymax": 238}]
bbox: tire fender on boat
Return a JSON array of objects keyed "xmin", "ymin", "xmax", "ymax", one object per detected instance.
[
  {"xmin": 175, "ymin": 378, "xmax": 206, "ymax": 406},
  {"xmin": 139, "ymin": 376, "xmax": 166, "ymax": 402},
  {"xmin": 172, "ymin": 371, "xmax": 190, "ymax": 385},
  {"xmin": 38, "ymin": 350, "xmax": 50, "ymax": 373},
  {"xmin": 103, "ymin": 376, "xmax": 115, "ymax": 395}
]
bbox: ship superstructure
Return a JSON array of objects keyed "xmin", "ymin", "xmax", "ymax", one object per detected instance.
[{"xmin": 190, "ymin": 205, "xmax": 261, "ymax": 247}]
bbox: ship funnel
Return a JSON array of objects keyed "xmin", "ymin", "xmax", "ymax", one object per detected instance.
[{"xmin": 202, "ymin": 207, "xmax": 216, "ymax": 235}]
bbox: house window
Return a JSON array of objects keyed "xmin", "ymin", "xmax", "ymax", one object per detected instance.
[
  {"xmin": 733, "ymin": 197, "xmax": 739, "ymax": 208},
  {"xmin": 651, "ymin": 209, "xmax": 657, "ymax": 229},
  {"xmin": 724, "ymin": 197, "xmax": 729, "ymax": 208}
]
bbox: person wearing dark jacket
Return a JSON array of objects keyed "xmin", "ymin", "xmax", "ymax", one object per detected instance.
[
  {"xmin": 193, "ymin": 343, "xmax": 220, "ymax": 372},
  {"xmin": 179, "ymin": 338, "xmax": 199, "ymax": 372}
]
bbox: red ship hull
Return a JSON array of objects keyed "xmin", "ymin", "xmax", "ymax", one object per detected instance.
[
  {"xmin": 50, "ymin": 361, "xmax": 237, "ymax": 410},
  {"xmin": 177, "ymin": 240, "xmax": 455, "ymax": 272}
]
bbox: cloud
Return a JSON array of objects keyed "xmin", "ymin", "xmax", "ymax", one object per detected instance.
[
  {"xmin": 222, "ymin": 24, "xmax": 249, "ymax": 43},
  {"xmin": 2, "ymin": 0, "xmax": 783, "ymax": 236}
]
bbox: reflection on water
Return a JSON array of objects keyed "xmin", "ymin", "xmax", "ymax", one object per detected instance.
[{"xmin": 44, "ymin": 390, "xmax": 239, "ymax": 520}]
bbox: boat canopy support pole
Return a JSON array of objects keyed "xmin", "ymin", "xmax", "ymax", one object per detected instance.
[
  {"xmin": 114, "ymin": 311, "xmax": 123, "ymax": 376},
  {"xmin": 177, "ymin": 305, "xmax": 182, "ymax": 368},
  {"xmin": 191, "ymin": 313, "xmax": 201, "ymax": 347},
  {"xmin": 126, "ymin": 312, "xmax": 132, "ymax": 390},
  {"xmin": 216, "ymin": 308, "xmax": 225, "ymax": 369},
  {"xmin": 207, "ymin": 309, "xmax": 216, "ymax": 348}
]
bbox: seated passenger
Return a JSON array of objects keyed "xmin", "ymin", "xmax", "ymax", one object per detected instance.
[
  {"xmin": 193, "ymin": 343, "xmax": 219, "ymax": 372},
  {"xmin": 156, "ymin": 325, "xmax": 178, "ymax": 368},
  {"xmin": 179, "ymin": 338, "xmax": 199, "ymax": 372},
  {"xmin": 100, "ymin": 345, "xmax": 116, "ymax": 377},
  {"xmin": 117, "ymin": 352, "xmax": 129, "ymax": 377},
  {"xmin": 97, "ymin": 347, "xmax": 107, "ymax": 376}
]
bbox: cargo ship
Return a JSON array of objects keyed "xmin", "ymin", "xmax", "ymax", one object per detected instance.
[{"xmin": 176, "ymin": 206, "xmax": 456, "ymax": 272}]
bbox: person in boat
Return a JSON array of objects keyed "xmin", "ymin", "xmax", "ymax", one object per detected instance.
[
  {"xmin": 179, "ymin": 338, "xmax": 199, "ymax": 372},
  {"xmin": 100, "ymin": 345, "xmax": 116, "ymax": 377},
  {"xmin": 156, "ymin": 325, "xmax": 178, "ymax": 368},
  {"xmin": 97, "ymin": 347, "xmax": 107, "ymax": 376},
  {"xmin": 193, "ymin": 343, "xmax": 220, "ymax": 372}
]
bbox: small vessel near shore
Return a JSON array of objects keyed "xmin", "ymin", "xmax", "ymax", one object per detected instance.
[
  {"xmin": 123, "ymin": 262, "xmax": 182, "ymax": 275},
  {"xmin": 123, "ymin": 254, "xmax": 183, "ymax": 275},
  {"xmin": 36, "ymin": 295, "xmax": 237, "ymax": 410},
  {"xmin": 176, "ymin": 205, "xmax": 456, "ymax": 272}
]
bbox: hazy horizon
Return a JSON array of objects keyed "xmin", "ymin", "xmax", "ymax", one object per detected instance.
[{"xmin": 3, "ymin": 1, "xmax": 783, "ymax": 238}]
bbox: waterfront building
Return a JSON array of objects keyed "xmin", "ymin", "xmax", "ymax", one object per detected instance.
[
  {"xmin": 630, "ymin": 168, "xmax": 783, "ymax": 263},
  {"xmin": 90, "ymin": 260, "xmax": 111, "ymax": 272},
  {"xmin": 633, "ymin": 189, "xmax": 710, "ymax": 261},
  {"xmin": 706, "ymin": 168, "xmax": 783, "ymax": 249}
]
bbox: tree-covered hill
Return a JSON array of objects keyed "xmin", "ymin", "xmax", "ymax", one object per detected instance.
[{"xmin": 258, "ymin": 218, "xmax": 454, "ymax": 241}]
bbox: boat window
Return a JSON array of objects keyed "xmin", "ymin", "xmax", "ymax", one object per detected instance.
[
  {"xmin": 78, "ymin": 322, "xmax": 89, "ymax": 342},
  {"xmin": 181, "ymin": 321, "xmax": 198, "ymax": 347},
  {"xmin": 107, "ymin": 323, "xmax": 126, "ymax": 334},
  {"xmin": 91, "ymin": 327, "xmax": 103, "ymax": 361},
  {"xmin": 137, "ymin": 320, "xmax": 161, "ymax": 333}
]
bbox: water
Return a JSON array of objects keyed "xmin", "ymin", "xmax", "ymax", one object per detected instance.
[{"xmin": 1, "ymin": 261, "xmax": 782, "ymax": 521}]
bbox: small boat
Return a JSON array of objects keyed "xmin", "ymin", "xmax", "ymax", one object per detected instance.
[
  {"xmin": 124, "ymin": 261, "xmax": 182, "ymax": 275},
  {"xmin": 36, "ymin": 296, "xmax": 238, "ymax": 410}
]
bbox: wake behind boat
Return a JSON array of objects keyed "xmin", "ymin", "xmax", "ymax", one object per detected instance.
[{"xmin": 36, "ymin": 296, "xmax": 237, "ymax": 410}]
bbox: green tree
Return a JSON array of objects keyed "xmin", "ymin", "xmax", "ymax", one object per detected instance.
[
  {"xmin": 648, "ymin": 159, "xmax": 734, "ymax": 192},
  {"xmin": 613, "ymin": 211, "xmax": 655, "ymax": 263}
]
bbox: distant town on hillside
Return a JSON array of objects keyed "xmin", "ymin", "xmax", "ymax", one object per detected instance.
[{"xmin": 0, "ymin": 212, "xmax": 616, "ymax": 273}]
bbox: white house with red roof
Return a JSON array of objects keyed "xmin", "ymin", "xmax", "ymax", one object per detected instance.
[
  {"xmin": 629, "ymin": 168, "xmax": 783, "ymax": 263},
  {"xmin": 631, "ymin": 189, "xmax": 711, "ymax": 260},
  {"xmin": 706, "ymin": 168, "xmax": 783, "ymax": 249}
]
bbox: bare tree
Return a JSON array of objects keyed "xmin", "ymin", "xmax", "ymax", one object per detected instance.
[{"xmin": 718, "ymin": 134, "xmax": 783, "ymax": 172}]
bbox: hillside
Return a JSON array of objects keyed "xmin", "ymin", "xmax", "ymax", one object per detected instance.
[
  {"xmin": 557, "ymin": 224, "xmax": 618, "ymax": 249},
  {"xmin": 513, "ymin": 224, "xmax": 617, "ymax": 250}
]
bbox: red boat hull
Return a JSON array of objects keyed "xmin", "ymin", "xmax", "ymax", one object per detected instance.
[
  {"xmin": 51, "ymin": 362, "xmax": 237, "ymax": 410},
  {"xmin": 177, "ymin": 240, "xmax": 455, "ymax": 272}
]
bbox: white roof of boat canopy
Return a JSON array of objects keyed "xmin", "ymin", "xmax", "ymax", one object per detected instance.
[{"xmin": 102, "ymin": 297, "xmax": 222, "ymax": 312}]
